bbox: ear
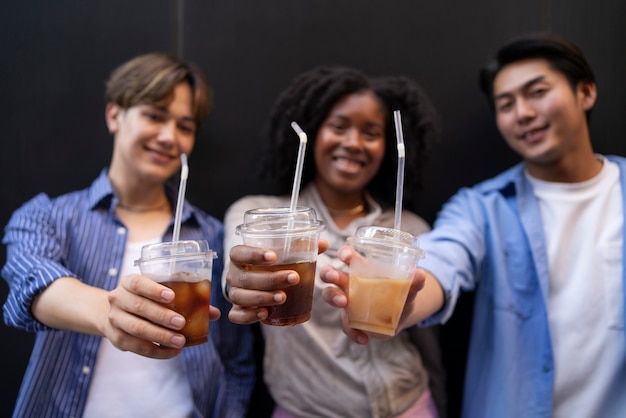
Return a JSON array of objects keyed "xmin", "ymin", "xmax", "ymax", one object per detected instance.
[
  {"xmin": 579, "ymin": 81, "xmax": 597, "ymax": 112},
  {"xmin": 105, "ymin": 103, "xmax": 122, "ymax": 134}
]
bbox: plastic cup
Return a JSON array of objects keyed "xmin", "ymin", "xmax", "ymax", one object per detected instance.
[
  {"xmin": 134, "ymin": 239, "xmax": 216, "ymax": 346},
  {"xmin": 346, "ymin": 226, "xmax": 424, "ymax": 336},
  {"xmin": 236, "ymin": 207, "xmax": 325, "ymax": 326}
]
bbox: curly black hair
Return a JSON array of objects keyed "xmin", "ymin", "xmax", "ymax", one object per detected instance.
[
  {"xmin": 261, "ymin": 66, "xmax": 440, "ymax": 209},
  {"xmin": 369, "ymin": 75, "xmax": 440, "ymax": 207}
]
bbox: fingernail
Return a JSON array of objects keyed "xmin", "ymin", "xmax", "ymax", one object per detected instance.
[
  {"xmin": 357, "ymin": 335, "xmax": 367, "ymax": 345},
  {"xmin": 171, "ymin": 315, "xmax": 186, "ymax": 328},
  {"xmin": 287, "ymin": 273, "xmax": 298, "ymax": 284},
  {"xmin": 273, "ymin": 293, "xmax": 284, "ymax": 303},
  {"xmin": 339, "ymin": 247, "xmax": 350, "ymax": 259},
  {"xmin": 170, "ymin": 335, "xmax": 185, "ymax": 347},
  {"xmin": 257, "ymin": 311, "xmax": 267, "ymax": 320},
  {"xmin": 264, "ymin": 251, "xmax": 276, "ymax": 262},
  {"xmin": 333, "ymin": 295, "xmax": 343, "ymax": 306},
  {"xmin": 161, "ymin": 289, "xmax": 175, "ymax": 301}
]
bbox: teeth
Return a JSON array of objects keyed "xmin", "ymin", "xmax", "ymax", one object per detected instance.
[
  {"xmin": 337, "ymin": 156, "xmax": 361, "ymax": 165},
  {"xmin": 334, "ymin": 156, "xmax": 364, "ymax": 169},
  {"xmin": 522, "ymin": 129, "xmax": 539, "ymax": 139}
]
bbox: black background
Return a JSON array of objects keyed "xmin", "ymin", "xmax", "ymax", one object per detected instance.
[{"xmin": 1, "ymin": 1, "xmax": 625, "ymax": 416}]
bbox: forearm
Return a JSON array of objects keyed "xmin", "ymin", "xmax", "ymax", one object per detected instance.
[
  {"xmin": 399, "ymin": 272, "xmax": 445, "ymax": 330},
  {"xmin": 31, "ymin": 276, "xmax": 109, "ymax": 336}
]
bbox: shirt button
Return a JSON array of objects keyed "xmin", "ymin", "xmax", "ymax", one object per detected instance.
[
  {"xmin": 82, "ymin": 365, "xmax": 91, "ymax": 375},
  {"xmin": 117, "ymin": 227, "xmax": 126, "ymax": 235},
  {"xmin": 543, "ymin": 365, "xmax": 551, "ymax": 373},
  {"xmin": 108, "ymin": 268, "xmax": 118, "ymax": 277}
]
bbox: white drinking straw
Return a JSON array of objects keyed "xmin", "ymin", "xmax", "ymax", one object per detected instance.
[
  {"xmin": 393, "ymin": 110, "xmax": 405, "ymax": 230},
  {"xmin": 172, "ymin": 153, "xmax": 189, "ymax": 242},
  {"xmin": 289, "ymin": 121, "xmax": 308, "ymax": 212}
]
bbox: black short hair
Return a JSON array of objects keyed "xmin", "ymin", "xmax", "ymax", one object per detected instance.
[
  {"xmin": 261, "ymin": 66, "xmax": 440, "ymax": 209},
  {"xmin": 479, "ymin": 32, "xmax": 596, "ymax": 115}
]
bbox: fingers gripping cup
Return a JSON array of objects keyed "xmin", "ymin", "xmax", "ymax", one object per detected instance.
[
  {"xmin": 346, "ymin": 226, "xmax": 424, "ymax": 336},
  {"xmin": 135, "ymin": 240, "xmax": 216, "ymax": 346},
  {"xmin": 236, "ymin": 207, "xmax": 325, "ymax": 326}
]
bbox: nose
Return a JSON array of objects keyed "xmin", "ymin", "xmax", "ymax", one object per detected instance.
[
  {"xmin": 341, "ymin": 128, "xmax": 364, "ymax": 151},
  {"xmin": 515, "ymin": 98, "xmax": 536, "ymax": 124},
  {"xmin": 157, "ymin": 120, "xmax": 177, "ymax": 145}
]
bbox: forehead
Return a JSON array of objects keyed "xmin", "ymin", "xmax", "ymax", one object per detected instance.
[
  {"xmin": 155, "ymin": 83, "xmax": 193, "ymax": 114},
  {"xmin": 328, "ymin": 91, "xmax": 384, "ymax": 118},
  {"xmin": 493, "ymin": 58, "xmax": 565, "ymax": 96}
]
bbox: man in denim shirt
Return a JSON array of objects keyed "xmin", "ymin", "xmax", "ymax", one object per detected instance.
[{"xmin": 319, "ymin": 33, "xmax": 625, "ymax": 417}]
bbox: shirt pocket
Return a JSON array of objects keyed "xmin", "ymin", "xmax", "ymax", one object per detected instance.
[
  {"xmin": 601, "ymin": 244, "xmax": 624, "ymax": 330},
  {"xmin": 488, "ymin": 241, "xmax": 538, "ymax": 319}
]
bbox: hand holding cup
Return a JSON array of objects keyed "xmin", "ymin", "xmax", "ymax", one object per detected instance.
[
  {"xmin": 134, "ymin": 239, "xmax": 216, "ymax": 347},
  {"xmin": 106, "ymin": 273, "xmax": 220, "ymax": 357},
  {"xmin": 321, "ymin": 235, "xmax": 427, "ymax": 344},
  {"xmin": 232, "ymin": 207, "xmax": 325, "ymax": 326}
]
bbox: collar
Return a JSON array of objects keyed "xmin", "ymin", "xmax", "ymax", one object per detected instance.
[{"xmin": 86, "ymin": 168, "xmax": 195, "ymax": 224}]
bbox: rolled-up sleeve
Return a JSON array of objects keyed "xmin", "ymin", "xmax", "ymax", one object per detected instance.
[{"xmin": 2, "ymin": 193, "xmax": 75, "ymax": 332}]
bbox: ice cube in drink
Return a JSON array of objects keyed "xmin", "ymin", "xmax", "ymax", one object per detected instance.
[{"xmin": 162, "ymin": 276, "xmax": 211, "ymax": 346}]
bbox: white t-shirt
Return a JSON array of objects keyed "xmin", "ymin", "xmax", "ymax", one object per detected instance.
[
  {"xmin": 527, "ymin": 156, "xmax": 625, "ymax": 418},
  {"xmin": 83, "ymin": 239, "xmax": 194, "ymax": 418}
]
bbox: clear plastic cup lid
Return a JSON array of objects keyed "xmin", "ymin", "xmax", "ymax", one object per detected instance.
[
  {"xmin": 348, "ymin": 226, "xmax": 423, "ymax": 257},
  {"xmin": 237, "ymin": 207, "xmax": 325, "ymax": 236},
  {"xmin": 243, "ymin": 206, "xmax": 318, "ymax": 224},
  {"xmin": 134, "ymin": 239, "xmax": 216, "ymax": 266}
]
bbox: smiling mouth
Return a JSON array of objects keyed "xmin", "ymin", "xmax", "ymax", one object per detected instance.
[
  {"xmin": 146, "ymin": 147, "xmax": 176, "ymax": 161},
  {"xmin": 519, "ymin": 126, "xmax": 547, "ymax": 141},
  {"xmin": 333, "ymin": 156, "xmax": 365, "ymax": 167}
]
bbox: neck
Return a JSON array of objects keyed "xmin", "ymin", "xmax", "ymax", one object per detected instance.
[
  {"xmin": 108, "ymin": 172, "xmax": 170, "ymax": 212},
  {"xmin": 117, "ymin": 200, "xmax": 170, "ymax": 213},
  {"xmin": 525, "ymin": 149, "xmax": 602, "ymax": 183},
  {"xmin": 326, "ymin": 203, "xmax": 365, "ymax": 216},
  {"xmin": 313, "ymin": 181, "xmax": 367, "ymax": 216}
]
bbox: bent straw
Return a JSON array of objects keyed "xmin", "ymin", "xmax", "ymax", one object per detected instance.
[
  {"xmin": 172, "ymin": 153, "xmax": 189, "ymax": 242},
  {"xmin": 289, "ymin": 122, "xmax": 308, "ymax": 211},
  {"xmin": 393, "ymin": 110, "xmax": 405, "ymax": 230}
]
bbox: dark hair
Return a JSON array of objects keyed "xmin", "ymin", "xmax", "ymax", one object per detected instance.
[
  {"xmin": 105, "ymin": 52, "xmax": 212, "ymax": 129},
  {"xmin": 368, "ymin": 76, "xmax": 440, "ymax": 206},
  {"xmin": 479, "ymin": 32, "xmax": 596, "ymax": 115},
  {"xmin": 262, "ymin": 66, "xmax": 440, "ymax": 209}
]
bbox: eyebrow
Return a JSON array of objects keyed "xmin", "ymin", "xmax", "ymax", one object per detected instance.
[{"xmin": 494, "ymin": 75, "xmax": 546, "ymax": 101}]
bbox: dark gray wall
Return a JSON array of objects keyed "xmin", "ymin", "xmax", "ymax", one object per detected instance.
[{"xmin": 1, "ymin": 1, "xmax": 624, "ymax": 416}]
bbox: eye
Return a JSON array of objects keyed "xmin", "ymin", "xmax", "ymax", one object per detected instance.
[
  {"xmin": 327, "ymin": 122, "xmax": 348, "ymax": 134},
  {"xmin": 530, "ymin": 87, "xmax": 547, "ymax": 98},
  {"xmin": 178, "ymin": 123, "xmax": 196, "ymax": 135},
  {"xmin": 363, "ymin": 129, "xmax": 383, "ymax": 140},
  {"xmin": 143, "ymin": 110, "xmax": 166, "ymax": 122},
  {"xmin": 496, "ymin": 101, "xmax": 513, "ymax": 113}
]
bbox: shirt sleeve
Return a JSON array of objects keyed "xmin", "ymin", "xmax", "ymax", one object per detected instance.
[
  {"xmin": 417, "ymin": 188, "xmax": 486, "ymax": 326},
  {"xmin": 2, "ymin": 193, "xmax": 76, "ymax": 332}
]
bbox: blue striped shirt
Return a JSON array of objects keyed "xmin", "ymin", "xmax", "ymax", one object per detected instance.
[{"xmin": 2, "ymin": 169, "xmax": 255, "ymax": 418}]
